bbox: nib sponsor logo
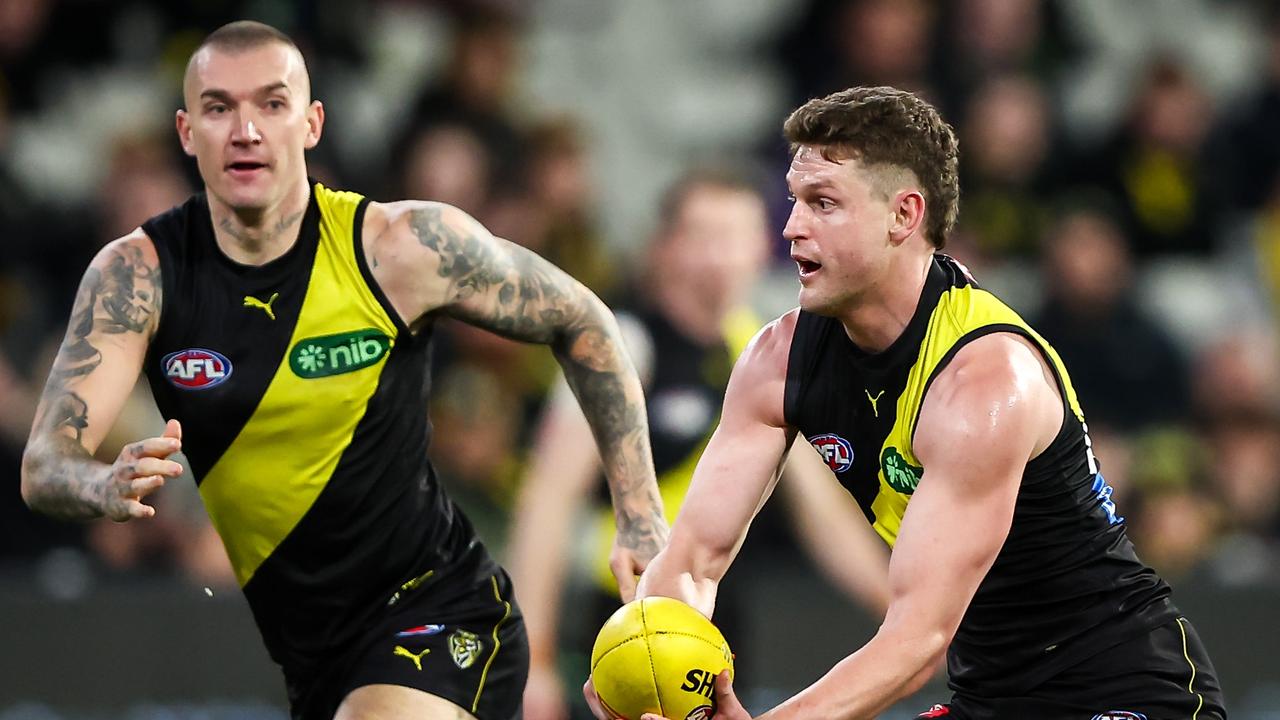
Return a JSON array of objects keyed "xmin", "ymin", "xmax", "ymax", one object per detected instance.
[{"xmin": 290, "ymin": 329, "xmax": 391, "ymax": 378}]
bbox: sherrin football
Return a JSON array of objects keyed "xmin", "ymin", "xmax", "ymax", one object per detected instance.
[{"xmin": 590, "ymin": 596, "xmax": 734, "ymax": 720}]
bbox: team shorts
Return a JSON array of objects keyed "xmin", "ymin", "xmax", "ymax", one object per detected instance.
[
  {"xmin": 285, "ymin": 570, "xmax": 529, "ymax": 720},
  {"xmin": 916, "ymin": 617, "xmax": 1226, "ymax": 720}
]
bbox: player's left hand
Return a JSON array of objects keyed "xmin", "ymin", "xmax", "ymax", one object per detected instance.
[
  {"xmin": 638, "ymin": 671, "xmax": 750, "ymax": 720},
  {"xmin": 583, "ymin": 675, "xmax": 611, "ymax": 720},
  {"xmin": 609, "ymin": 516, "xmax": 669, "ymax": 602}
]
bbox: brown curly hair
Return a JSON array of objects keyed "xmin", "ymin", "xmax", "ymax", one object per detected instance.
[{"xmin": 784, "ymin": 86, "xmax": 960, "ymax": 249}]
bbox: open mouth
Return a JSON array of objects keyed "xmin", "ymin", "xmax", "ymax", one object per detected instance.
[
  {"xmin": 796, "ymin": 259, "xmax": 822, "ymax": 277},
  {"xmin": 227, "ymin": 161, "xmax": 268, "ymax": 173}
]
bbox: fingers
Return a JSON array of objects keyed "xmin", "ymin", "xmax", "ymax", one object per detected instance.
[
  {"xmin": 110, "ymin": 497, "xmax": 157, "ymax": 522},
  {"xmin": 129, "ymin": 456, "xmax": 185, "ymax": 479},
  {"xmin": 610, "ymin": 553, "xmax": 639, "ymax": 603},
  {"xmin": 129, "ymin": 473, "xmax": 167, "ymax": 498},
  {"xmin": 163, "ymin": 418, "xmax": 182, "ymax": 441},
  {"xmin": 711, "ymin": 670, "xmax": 747, "ymax": 719},
  {"xmin": 582, "ymin": 677, "xmax": 611, "ymax": 720},
  {"xmin": 123, "ymin": 436, "xmax": 182, "ymax": 460}
]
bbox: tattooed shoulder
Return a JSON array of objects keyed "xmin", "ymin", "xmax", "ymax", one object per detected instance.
[
  {"xmin": 405, "ymin": 202, "xmax": 507, "ymax": 300},
  {"xmin": 93, "ymin": 232, "xmax": 163, "ymax": 336}
]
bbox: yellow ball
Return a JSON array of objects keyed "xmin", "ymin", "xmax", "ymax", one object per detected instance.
[{"xmin": 590, "ymin": 596, "xmax": 734, "ymax": 720}]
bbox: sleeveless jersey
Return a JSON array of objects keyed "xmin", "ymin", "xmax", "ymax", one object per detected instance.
[
  {"xmin": 783, "ymin": 254, "xmax": 1176, "ymax": 695},
  {"xmin": 141, "ymin": 182, "xmax": 498, "ymax": 676},
  {"xmin": 590, "ymin": 306, "xmax": 761, "ymax": 592}
]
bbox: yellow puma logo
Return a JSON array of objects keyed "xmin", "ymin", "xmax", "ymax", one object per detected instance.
[
  {"xmin": 243, "ymin": 292, "xmax": 279, "ymax": 320},
  {"xmin": 394, "ymin": 645, "xmax": 430, "ymax": 671},
  {"xmin": 865, "ymin": 389, "xmax": 886, "ymax": 417}
]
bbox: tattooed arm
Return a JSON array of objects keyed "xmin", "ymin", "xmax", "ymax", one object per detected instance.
[
  {"xmin": 365, "ymin": 200, "xmax": 668, "ymax": 592},
  {"xmin": 21, "ymin": 232, "xmax": 185, "ymax": 521}
]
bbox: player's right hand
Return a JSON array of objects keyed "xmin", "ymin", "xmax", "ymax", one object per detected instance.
[{"xmin": 103, "ymin": 419, "xmax": 183, "ymax": 521}]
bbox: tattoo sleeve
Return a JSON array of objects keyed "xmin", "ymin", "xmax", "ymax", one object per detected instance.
[
  {"xmin": 410, "ymin": 204, "xmax": 667, "ymax": 557},
  {"xmin": 21, "ymin": 241, "xmax": 161, "ymax": 520}
]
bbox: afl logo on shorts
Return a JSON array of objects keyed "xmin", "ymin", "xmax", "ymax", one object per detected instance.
[
  {"xmin": 163, "ymin": 348, "xmax": 233, "ymax": 390},
  {"xmin": 809, "ymin": 433, "xmax": 854, "ymax": 473},
  {"xmin": 1092, "ymin": 713, "xmax": 1148, "ymax": 720}
]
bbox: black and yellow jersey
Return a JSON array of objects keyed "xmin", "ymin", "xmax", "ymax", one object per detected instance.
[
  {"xmin": 141, "ymin": 182, "xmax": 498, "ymax": 676},
  {"xmin": 589, "ymin": 306, "xmax": 761, "ymax": 592},
  {"xmin": 784, "ymin": 254, "xmax": 1176, "ymax": 695}
]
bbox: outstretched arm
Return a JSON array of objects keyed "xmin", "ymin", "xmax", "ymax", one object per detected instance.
[
  {"xmin": 22, "ymin": 232, "xmax": 185, "ymax": 521},
  {"xmin": 368, "ymin": 201, "xmax": 667, "ymax": 587},
  {"xmin": 634, "ymin": 313, "xmax": 797, "ymax": 617},
  {"xmin": 508, "ymin": 312, "xmax": 652, "ymax": 720}
]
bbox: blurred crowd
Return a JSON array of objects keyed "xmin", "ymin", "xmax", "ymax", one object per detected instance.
[{"xmin": 2, "ymin": 0, "xmax": 1280, "ymax": 609}]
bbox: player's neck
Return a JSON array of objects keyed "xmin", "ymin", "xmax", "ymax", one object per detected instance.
[
  {"xmin": 838, "ymin": 256, "xmax": 931, "ymax": 354},
  {"xmin": 208, "ymin": 179, "xmax": 310, "ymax": 266}
]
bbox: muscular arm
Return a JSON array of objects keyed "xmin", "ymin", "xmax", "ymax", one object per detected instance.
[
  {"xmin": 635, "ymin": 313, "xmax": 796, "ymax": 617},
  {"xmin": 21, "ymin": 232, "xmax": 181, "ymax": 520},
  {"xmin": 757, "ymin": 334, "xmax": 1063, "ymax": 720},
  {"xmin": 369, "ymin": 201, "xmax": 666, "ymax": 575}
]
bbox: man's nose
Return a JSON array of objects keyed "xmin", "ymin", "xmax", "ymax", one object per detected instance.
[
  {"xmin": 782, "ymin": 204, "xmax": 807, "ymax": 240},
  {"xmin": 231, "ymin": 115, "xmax": 263, "ymax": 145}
]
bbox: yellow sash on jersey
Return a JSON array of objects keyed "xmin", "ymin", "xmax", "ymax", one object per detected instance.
[
  {"xmin": 868, "ymin": 284, "xmax": 1087, "ymax": 547},
  {"xmin": 199, "ymin": 184, "xmax": 400, "ymax": 586}
]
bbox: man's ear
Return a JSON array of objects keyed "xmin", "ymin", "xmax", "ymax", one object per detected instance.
[
  {"xmin": 888, "ymin": 190, "xmax": 926, "ymax": 246},
  {"xmin": 304, "ymin": 100, "xmax": 324, "ymax": 150},
  {"xmin": 176, "ymin": 109, "xmax": 196, "ymax": 157}
]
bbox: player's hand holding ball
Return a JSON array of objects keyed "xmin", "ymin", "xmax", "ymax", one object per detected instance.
[{"xmin": 587, "ymin": 596, "xmax": 742, "ymax": 720}]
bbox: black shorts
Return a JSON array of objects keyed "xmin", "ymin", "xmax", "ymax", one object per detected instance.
[
  {"xmin": 286, "ymin": 571, "xmax": 530, "ymax": 720},
  {"xmin": 917, "ymin": 617, "xmax": 1226, "ymax": 720}
]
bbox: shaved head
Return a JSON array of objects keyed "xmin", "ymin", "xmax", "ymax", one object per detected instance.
[{"xmin": 183, "ymin": 21, "xmax": 310, "ymax": 107}]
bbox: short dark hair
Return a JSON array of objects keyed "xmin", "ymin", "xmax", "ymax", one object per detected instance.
[
  {"xmin": 658, "ymin": 165, "xmax": 764, "ymax": 232},
  {"xmin": 184, "ymin": 21, "xmax": 309, "ymax": 105},
  {"xmin": 784, "ymin": 86, "xmax": 960, "ymax": 248},
  {"xmin": 198, "ymin": 20, "xmax": 300, "ymax": 55}
]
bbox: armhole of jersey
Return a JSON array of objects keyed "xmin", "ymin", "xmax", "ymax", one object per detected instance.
[
  {"xmin": 351, "ymin": 198, "xmax": 412, "ymax": 340},
  {"xmin": 782, "ymin": 313, "xmax": 807, "ymax": 428},
  {"xmin": 142, "ymin": 228, "xmax": 172, "ymax": 368},
  {"xmin": 908, "ymin": 323, "xmax": 1073, "ymax": 448}
]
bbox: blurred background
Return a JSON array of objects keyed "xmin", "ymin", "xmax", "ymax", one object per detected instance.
[{"xmin": 2, "ymin": 0, "xmax": 1279, "ymax": 717}]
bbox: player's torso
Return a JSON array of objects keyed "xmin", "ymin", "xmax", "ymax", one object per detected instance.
[
  {"xmin": 140, "ymin": 184, "xmax": 489, "ymax": 671},
  {"xmin": 783, "ymin": 254, "xmax": 1174, "ymax": 694}
]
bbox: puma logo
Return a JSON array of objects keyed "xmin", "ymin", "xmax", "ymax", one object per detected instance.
[
  {"xmin": 243, "ymin": 292, "xmax": 279, "ymax": 320},
  {"xmin": 394, "ymin": 645, "xmax": 430, "ymax": 671},
  {"xmin": 865, "ymin": 389, "xmax": 886, "ymax": 417}
]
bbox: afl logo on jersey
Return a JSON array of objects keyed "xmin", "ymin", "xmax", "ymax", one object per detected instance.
[
  {"xmin": 163, "ymin": 348, "xmax": 233, "ymax": 390},
  {"xmin": 809, "ymin": 433, "xmax": 854, "ymax": 473}
]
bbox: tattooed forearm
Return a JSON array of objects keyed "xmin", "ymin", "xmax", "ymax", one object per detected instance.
[
  {"xmin": 22, "ymin": 433, "xmax": 110, "ymax": 520},
  {"xmin": 410, "ymin": 202, "xmax": 667, "ymax": 556},
  {"xmin": 558, "ymin": 329, "xmax": 668, "ymax": 560}
]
